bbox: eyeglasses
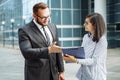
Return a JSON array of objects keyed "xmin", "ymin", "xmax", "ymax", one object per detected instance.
[{"xmin": 36, "ymin": 15, "xmax": 50, "ymax": 21}]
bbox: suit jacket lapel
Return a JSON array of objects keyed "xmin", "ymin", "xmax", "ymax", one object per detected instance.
[{"xmin": 30, "ymin": 21, "xmax": 48, "ymax": 46}]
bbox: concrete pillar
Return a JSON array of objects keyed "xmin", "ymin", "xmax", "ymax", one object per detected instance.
[{"xmin": 94, "ymin": 0, "xmax": 106, "ymax": 23}]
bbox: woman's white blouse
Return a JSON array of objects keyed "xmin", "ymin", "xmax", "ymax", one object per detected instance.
[{"xmin": 76, "ymin": 34, "xmax": 107, "ymax": 80}]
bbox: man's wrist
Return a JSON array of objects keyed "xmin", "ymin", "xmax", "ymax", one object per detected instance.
[
  {"xmin": 59, "ymin": 72, "xmax": 64, "ymax": 74},
  {"xmin": 48, "ymin": 47, "xmax": 51, "ymax": 53}
]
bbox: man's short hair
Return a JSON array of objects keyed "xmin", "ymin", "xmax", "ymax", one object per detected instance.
[{"xmin": 33, "ymin": 2, "xmax": 48, "ymax": 14}]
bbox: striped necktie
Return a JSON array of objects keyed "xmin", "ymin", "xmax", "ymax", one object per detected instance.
[{"xmin": 42, "ymin": 26, "xmax": 50, "ymax": 46}]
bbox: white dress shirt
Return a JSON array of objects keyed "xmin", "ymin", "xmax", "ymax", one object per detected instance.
[
  {"xmin": 76, "ymin": 34, "xmax": 107, "ymax": 80},
  {"xmin": 33, "ymin": 20, "xmax": 53, "ymax": 45}
]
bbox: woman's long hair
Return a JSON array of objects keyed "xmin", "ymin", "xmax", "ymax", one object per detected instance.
[{"xmin": 86, "ymin": 13, "xmax": 106, "ymax": 42}]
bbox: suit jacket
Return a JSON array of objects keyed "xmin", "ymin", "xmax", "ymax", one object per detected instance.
[{"xmin": 18, "ymin": 21, "xmax": 64, "ymax": 80}]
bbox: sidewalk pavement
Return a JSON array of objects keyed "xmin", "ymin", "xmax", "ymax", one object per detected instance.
[{"xmin": 0, "ymin": 47, "xmax": 120, "ymax": 80}]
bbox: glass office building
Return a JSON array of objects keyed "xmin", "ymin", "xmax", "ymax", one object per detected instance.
[
  {"xmin": 107, "ymin": 0, "xmax": 120, "ymax": 48},
  {"xmin": 0, "ymin": 0, "xmax": 120, "ymax": 48},
  {"xmin": 0, "ymin": 0, "xmax": 23, "ymax": 47}
]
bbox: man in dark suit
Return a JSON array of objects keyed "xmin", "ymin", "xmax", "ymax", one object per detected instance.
[{"xmin": 18, "ymin": 2, "xmax": 64, "ymax": 80}]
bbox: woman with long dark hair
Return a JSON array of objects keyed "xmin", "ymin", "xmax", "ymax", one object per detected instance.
[{"xmin": 63, "ymin": 13, "xmax": 107, "ymax": 80}]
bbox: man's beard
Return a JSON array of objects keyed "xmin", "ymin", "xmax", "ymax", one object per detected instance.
[{"xmin": 36, "ymin": 17, "xmax": 43, "ymax": 26}]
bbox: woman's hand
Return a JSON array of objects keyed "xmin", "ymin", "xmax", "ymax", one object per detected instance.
[{"xmin": 63, "ymin": 54, "xmax": 77, "ymax": 63}]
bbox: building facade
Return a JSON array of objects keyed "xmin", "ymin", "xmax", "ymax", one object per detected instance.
[
  {"xmin": 107, "ymin": 0, "xmax": 120, "ymax": 48},
  {"xmin": 0, "ymin": 0, "xmax": 120, "ymax": 48}
]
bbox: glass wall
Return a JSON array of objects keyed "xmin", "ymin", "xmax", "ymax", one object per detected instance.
[
  {"xmin": 0, "ymin": 0, "xmax": 48, "ymax": 47},
  {"xmin": 0, "ymin": 0, "xmax": 89, "ymax": 48},
  {"xmin": 0, "ymin": 0, "xmax": 22, "ymax": 47},
  {"xmin": 107, "ymin": 0, "xmax": 120, "ymax": 48},
  {"xmin": 49, "ymin": 0, "xmax": 89, "ymax": 47},
  {"xmin": 0, "ymin": 0, "xmax": 120, "ymax": 48}
]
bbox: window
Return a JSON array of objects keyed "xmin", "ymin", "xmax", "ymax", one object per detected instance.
[
  {"xmin": 116, "ymin": 24, "xmax": 120, "ymax": 30},
  {"xmin": 63, "ymin": 41, "xmax": 72, "ymax": 47},
  {"xmin": 62, "ymin": 0, "xmax": 71, "ymax": 8},
  {"xmin": 73, "ymin": 40, "xmax": 81, "ymax": 46},
  {"xmin": 51, "ymin": 0, "xmax": 60, "ymax": 8},
  {"xmin": 114, "ymin": 14, "xmax": 120, "ymax": 22},
  {"xmin": 63, "ymin": 28, "xmax": 72, "ymax": 37},
  {"xmin": 51, "ymin": 10, "xmax": 61, "ymax": 25},
  {"xmin": 62, "ymin": 10, "xmax": 72, "ymax": 25},
  {"xmin": 73, "ymin": 28, "xmax": 81, "ymax": 37},
  {"xmin": 73, "ymin": 10, "xmax": 80, "ymax": 25},
  {"xmin": 73, "ymin": 0, "xmax": 80, "ymax": 9},
  {"xmin": 58, "ymin": 28, "xmax": 61, "ymax": 37}
]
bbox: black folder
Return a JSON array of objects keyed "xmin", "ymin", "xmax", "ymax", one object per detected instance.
[{"xmin": 62, "ymin": 47, "xmax": 85, "ymax": 59}]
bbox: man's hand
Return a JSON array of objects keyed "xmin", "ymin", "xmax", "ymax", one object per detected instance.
[
  {"xmin": 58, "ymin": 72, "xmax": 65, "ymax": 80},
  {"xmin": 48, "ymin": 42, "xmax": 62, "ymax": 53}
]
